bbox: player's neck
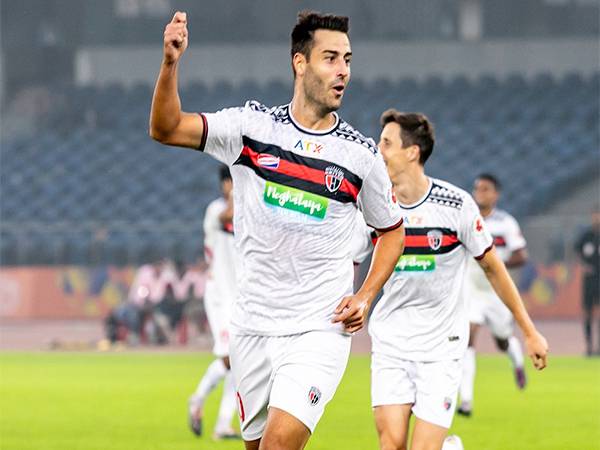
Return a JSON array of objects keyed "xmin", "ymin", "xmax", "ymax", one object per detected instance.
[
  {"xmin": 290, "ymin": 96, "xmax": 337, "ymax": 131},
  {"xmin": 393, "ymin": 169, "xmax": 430, "ymax": 206},
  {"xmin": 480, "ymin": 207, "xmax": 494, "ymax": 218}
]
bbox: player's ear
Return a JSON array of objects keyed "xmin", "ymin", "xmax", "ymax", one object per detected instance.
[
  {"xmin": 293, "ymin": 53, "xmax": 307, "ymax": 77},
  {"xmin": 409, "ymin": 145, "xmax": 420, "ymax": 163}
]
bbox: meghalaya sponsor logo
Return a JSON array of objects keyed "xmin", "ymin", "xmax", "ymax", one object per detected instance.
[
  {"xmin": 264, "ymin": 181, "xmax": 328, "ymax": 219},
  {"xmin": 324, "ymin": 165, "xmax": 345, "ymax": 193},
  {"xmin": 294, "ymin": 139, "xmax": 323, "ymax": 154},
  {"xmin": 427, "ymin": 229, "xmax": 443, "ymax": 251},
  {"xmin": 308, "ymin": 386, "xmax": 322, "ymax": 405},
  {"xmin": 257, "ymin": 153, "xmax": 280, "ymax": 169},
  {"xmin": 394, "ymin": 255, "xmax": 436, "ymax": 272}
]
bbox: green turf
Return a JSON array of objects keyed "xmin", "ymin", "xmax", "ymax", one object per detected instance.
[{"xmin": 0, "ymin": 352, "xmax": 598, "ymax": 449}]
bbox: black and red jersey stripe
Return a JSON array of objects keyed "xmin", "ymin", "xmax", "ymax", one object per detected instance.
[
  {"xmin": 399, "ymin": 227, "xmax": 462, "ymax": 255},
  {"xmin": 233, "ymin": 136, "xmax": 363, "ymax": 203},
  {"xmin": 370, "ymin": 227, "xmax": 461, "ymax": 255}
]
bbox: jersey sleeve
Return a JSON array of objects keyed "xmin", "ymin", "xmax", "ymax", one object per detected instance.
[
  {"xmin": 459, "ymin": 195, "xmax": 494, "ymax": 259},
  {"xmin": 505, "ymin": 215, "xmax": 527, "ymax": 252},
  {"xmin": 199, "ymin": 103, "xmax": 249, "ymax": 165},
  {"xmin": 351, "ymin": 211, "xmax": 374, "ymax": 264},
  {"xmin": 357, "ymin": 153, "xmax": 403, "ymax": 231}
]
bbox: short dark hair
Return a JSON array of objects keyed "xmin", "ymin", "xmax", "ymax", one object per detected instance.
[
  {"xmin": 219, "ymin": 166, "xmax": 231, "ymax": 182},
  {"xmin": 380, "ymin": 109, "xmax": 435, "ymax": 165},
  {"xmin": 290, "ymin": 10, "xmax": 349, "ymax": 74},
  {"xmin": 476, "ymin": 173, "xmax": 501, "ymax": 191}
]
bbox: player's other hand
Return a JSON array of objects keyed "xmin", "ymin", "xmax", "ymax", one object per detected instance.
[
  {"xmin": 163, "ymin": 11, "xmax": 188, "ymax": 65},
  {"xmin": 525, "ymin": 330, "xmax": 549, "ymax": 370},
  {"xmin": 332, "ymin": 294, "xmax": 370, "ymax": 333}
]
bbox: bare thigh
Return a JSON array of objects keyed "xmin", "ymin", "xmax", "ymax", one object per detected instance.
[{"xmin": 373, "ymin": 404, "xmax": 412, "ymax": 450}]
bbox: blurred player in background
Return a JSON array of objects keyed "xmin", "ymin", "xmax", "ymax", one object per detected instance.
[
  {"xmin": 354, "ymin": 110, "xmax": 548, "ymax": 450},
  {"xmin": 458, "ymin": 174, "xmax": 529, "ymax": 417},
  {"xmin": 188, "ymin": 166, "xmax": 239, "ymax": 440},
  {"xmin": 575, "ymin": 207, "xmax": 600, "ymax": 356},
  {"xmin": 150, "ymin": 10, "xmax": 404, "ymax": 450}
]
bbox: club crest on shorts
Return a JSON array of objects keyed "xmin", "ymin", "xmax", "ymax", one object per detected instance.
[
  {"xmin": 324, "ymin": 166, "xmax": 344, "ymax": 193},
  {"xmin": 427, "ymin": 229, "xmax": 443, "ymax": 251},
  {"xmin": 308, "ymin": 386, "xmax": 322, "ymax": 405},
  {"xmin": 443, "ymin": 397, "xmax": 453, "ymax": 410}
]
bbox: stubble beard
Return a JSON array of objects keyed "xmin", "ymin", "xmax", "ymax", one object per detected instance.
[{"xmin": 303, "ymin": 68, "xmax": 341, "ymax": 117}]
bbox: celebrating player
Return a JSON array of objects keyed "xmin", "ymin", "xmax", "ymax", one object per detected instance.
[
  {"xmin": 188, "ymin": 166, "xmax": 239, "ymax": 440},
  {"xmin": 150, "ymin": 10, "xmax": 404, "ymax": 450},
  {"xmin": 458, "ymin": 174, "xmax": 530, "ymax": 417},
  {"xmin": 356, "ymin": 110, "xmax": 548, "ymax": 450}
]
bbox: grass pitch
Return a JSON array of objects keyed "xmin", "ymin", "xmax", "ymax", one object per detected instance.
[{"xmin": 0, "ymin": 352, "xmax": 598, "ymax": 449}]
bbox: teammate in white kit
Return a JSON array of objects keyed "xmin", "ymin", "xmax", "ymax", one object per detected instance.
[
  {"xmin": 188, "ymin": 166, "xmax": 240, "ymax": 440},
  {"xmin": 458, "ymin": 174, "xmax": 529, "ymax": 417},
  {"xmin": 357, "ymin": 110, "xmax": 548, "ymax": 450},
  {"xmin": 150, "ymin": 11, "xmax": 405, "ymax": 450}
]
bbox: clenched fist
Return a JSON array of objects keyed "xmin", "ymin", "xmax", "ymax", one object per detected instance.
[{"xmin": 163, "ymin": 11, "xmax": 188, "ymax": 65}]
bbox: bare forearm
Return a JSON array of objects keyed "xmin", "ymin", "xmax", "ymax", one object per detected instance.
[
  {"xmin": 357, "ymin": 226, "xmax": 404, "ymax": 304},
  {"xmin": 150, "ymin": 62, "xmax": 183, "ymax": 139}
]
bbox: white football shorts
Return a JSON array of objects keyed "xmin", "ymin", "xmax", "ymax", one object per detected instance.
[
  {"xmin": 230, "ymin": 330, "xmax": 351, "ymax": 440},
  {"xmin": 464, "ymin": 280, "xmax": 514, "ymax": 339},
  {"xmin": 203, "ymin": 280, "xmax": 233, "ymax": 357},
  {"xmin": 371, "ymin": 352, "xmax": 462, "ymax": 429}
]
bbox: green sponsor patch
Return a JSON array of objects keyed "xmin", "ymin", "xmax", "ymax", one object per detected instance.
[
  {"xmin": 264, "ymin": 181, "xmax": 328, "ymax": 219},
  {"xmin": 395, "ymin": 255, "xmax": 436, "ymax": 272}
]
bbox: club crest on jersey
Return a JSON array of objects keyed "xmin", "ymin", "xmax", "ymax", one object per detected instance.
[
  {"xmin": 308, "ymin": 386, "xmax": 322, "ymax": 405},
  {"xmin": 324, "ymin": 166, "xmax": 344, "ymax": 193},
  {"xmin": 443, "ymin": 397, "xmax": 453, "ymax": 410},
  {"xmin": 257, "ymin": 153, "xmax": 280, "ymax": 169},
  {"xmin": 294, "ymin": 139, "xmax": 323, "ymax": 154},
  {"xmin": 427, "ymin": 229, "xmax": 443, "ymax": 251}
]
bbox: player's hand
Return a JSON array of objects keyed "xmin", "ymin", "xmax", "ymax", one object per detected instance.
[
  {"xmin": 163, "ymin": 11, "xmax": 188, "ymax": 65},
  {"xmin": 332, "ymin": 294, "xmax": 370, "ymax": 333},
  {"xmin": 525, "ymin": 330, "xmax": 548, "ymax": 370}
]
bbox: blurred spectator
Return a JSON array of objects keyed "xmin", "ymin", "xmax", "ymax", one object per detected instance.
[{"xmin": 575, "ymin": 208, "xmax": 600, "ymax": 356}]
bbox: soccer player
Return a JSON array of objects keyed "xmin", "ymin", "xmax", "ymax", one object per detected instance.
[
  {"xmin": 358, "ymin": 110, "xmax": 548, "ymax": 450},
  {"xmin": 150, "ymin": 10, "xmax": 404, "ymax": 450},
  {"xmin": 458, "ymin": 174, "xmax": 530, "ymax": 416},
  {"xmin": 575, "ymin": 208, "xmax": 600, "ymax": 356},
  {"xmin": 188, "ymin": 166, "xmax": 239, "ymax": 440}
]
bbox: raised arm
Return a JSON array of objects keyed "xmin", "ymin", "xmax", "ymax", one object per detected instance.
[
  {"xmin": 477, "ymin": 247, "xmax": 548, "ymax": 369},
  {"xmin": 149, "ymin": 11, "xmax": 204, "ymax": 149}
]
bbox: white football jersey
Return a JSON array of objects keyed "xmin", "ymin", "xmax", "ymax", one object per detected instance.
[
  {"xmin": 367, "ymin": 178, "xmax": 493, "ymax": 361},
  {"xmin": 203, "ymin": 197, "xmax": 238, "ymax": 305},
  {"xmin": 200, "ymin": 101, "xmax": 402, "ymax": 336},
  {"xmin": 465, "ymin": 208, "xmax": 526, "ymax": 291}
]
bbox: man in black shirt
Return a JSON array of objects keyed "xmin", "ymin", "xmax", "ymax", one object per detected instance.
[{"xmin": 575, "ymin": 208, "xmax": 600, "ymax": 356}]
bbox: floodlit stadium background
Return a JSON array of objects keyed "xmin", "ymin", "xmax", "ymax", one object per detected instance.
[{"xmin": 0, "ymin": 1, "xmax": 599, "ymax": 449}]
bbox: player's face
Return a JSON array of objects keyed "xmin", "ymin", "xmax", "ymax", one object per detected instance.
[
  {"xmin": 473, "ymin": 179, "xmax": 499, "ymax": 210},
  {"xmin": 379, "ymin": 122, "xmax": 412, "ymax": 180},
  {"xmin": 302, "ymin": 30, "xmax": 351, "ymax": 113}
]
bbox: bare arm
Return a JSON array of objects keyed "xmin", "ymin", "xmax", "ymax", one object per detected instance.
[
  {"xmin": 505, "ymin": 247, "xmax": 528, "ymax": 269},
  {"xmin": 149, "ymin": 11, "xmax": 204, "ymax": 148},
  {"xmin": 333, "ymin": 224, "xmax": 405, "ymax": 333},
  {"xmin": 477, "ymin": 247, "xmax": 548, "ymax": 369}
]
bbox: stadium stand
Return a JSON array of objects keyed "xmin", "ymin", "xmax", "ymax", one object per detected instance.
[{"xmin": 1, "ymin": 72, "xmax": 598, "ymax": 265}]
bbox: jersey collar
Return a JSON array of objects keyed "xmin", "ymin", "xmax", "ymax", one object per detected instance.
[
  {"xmin": 288, "ymin": 103, "xmax": 340, "ymax": 136},
  {"xmin": 397, "ymin": 177, "xmax": 434, "ymax": 210}
]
